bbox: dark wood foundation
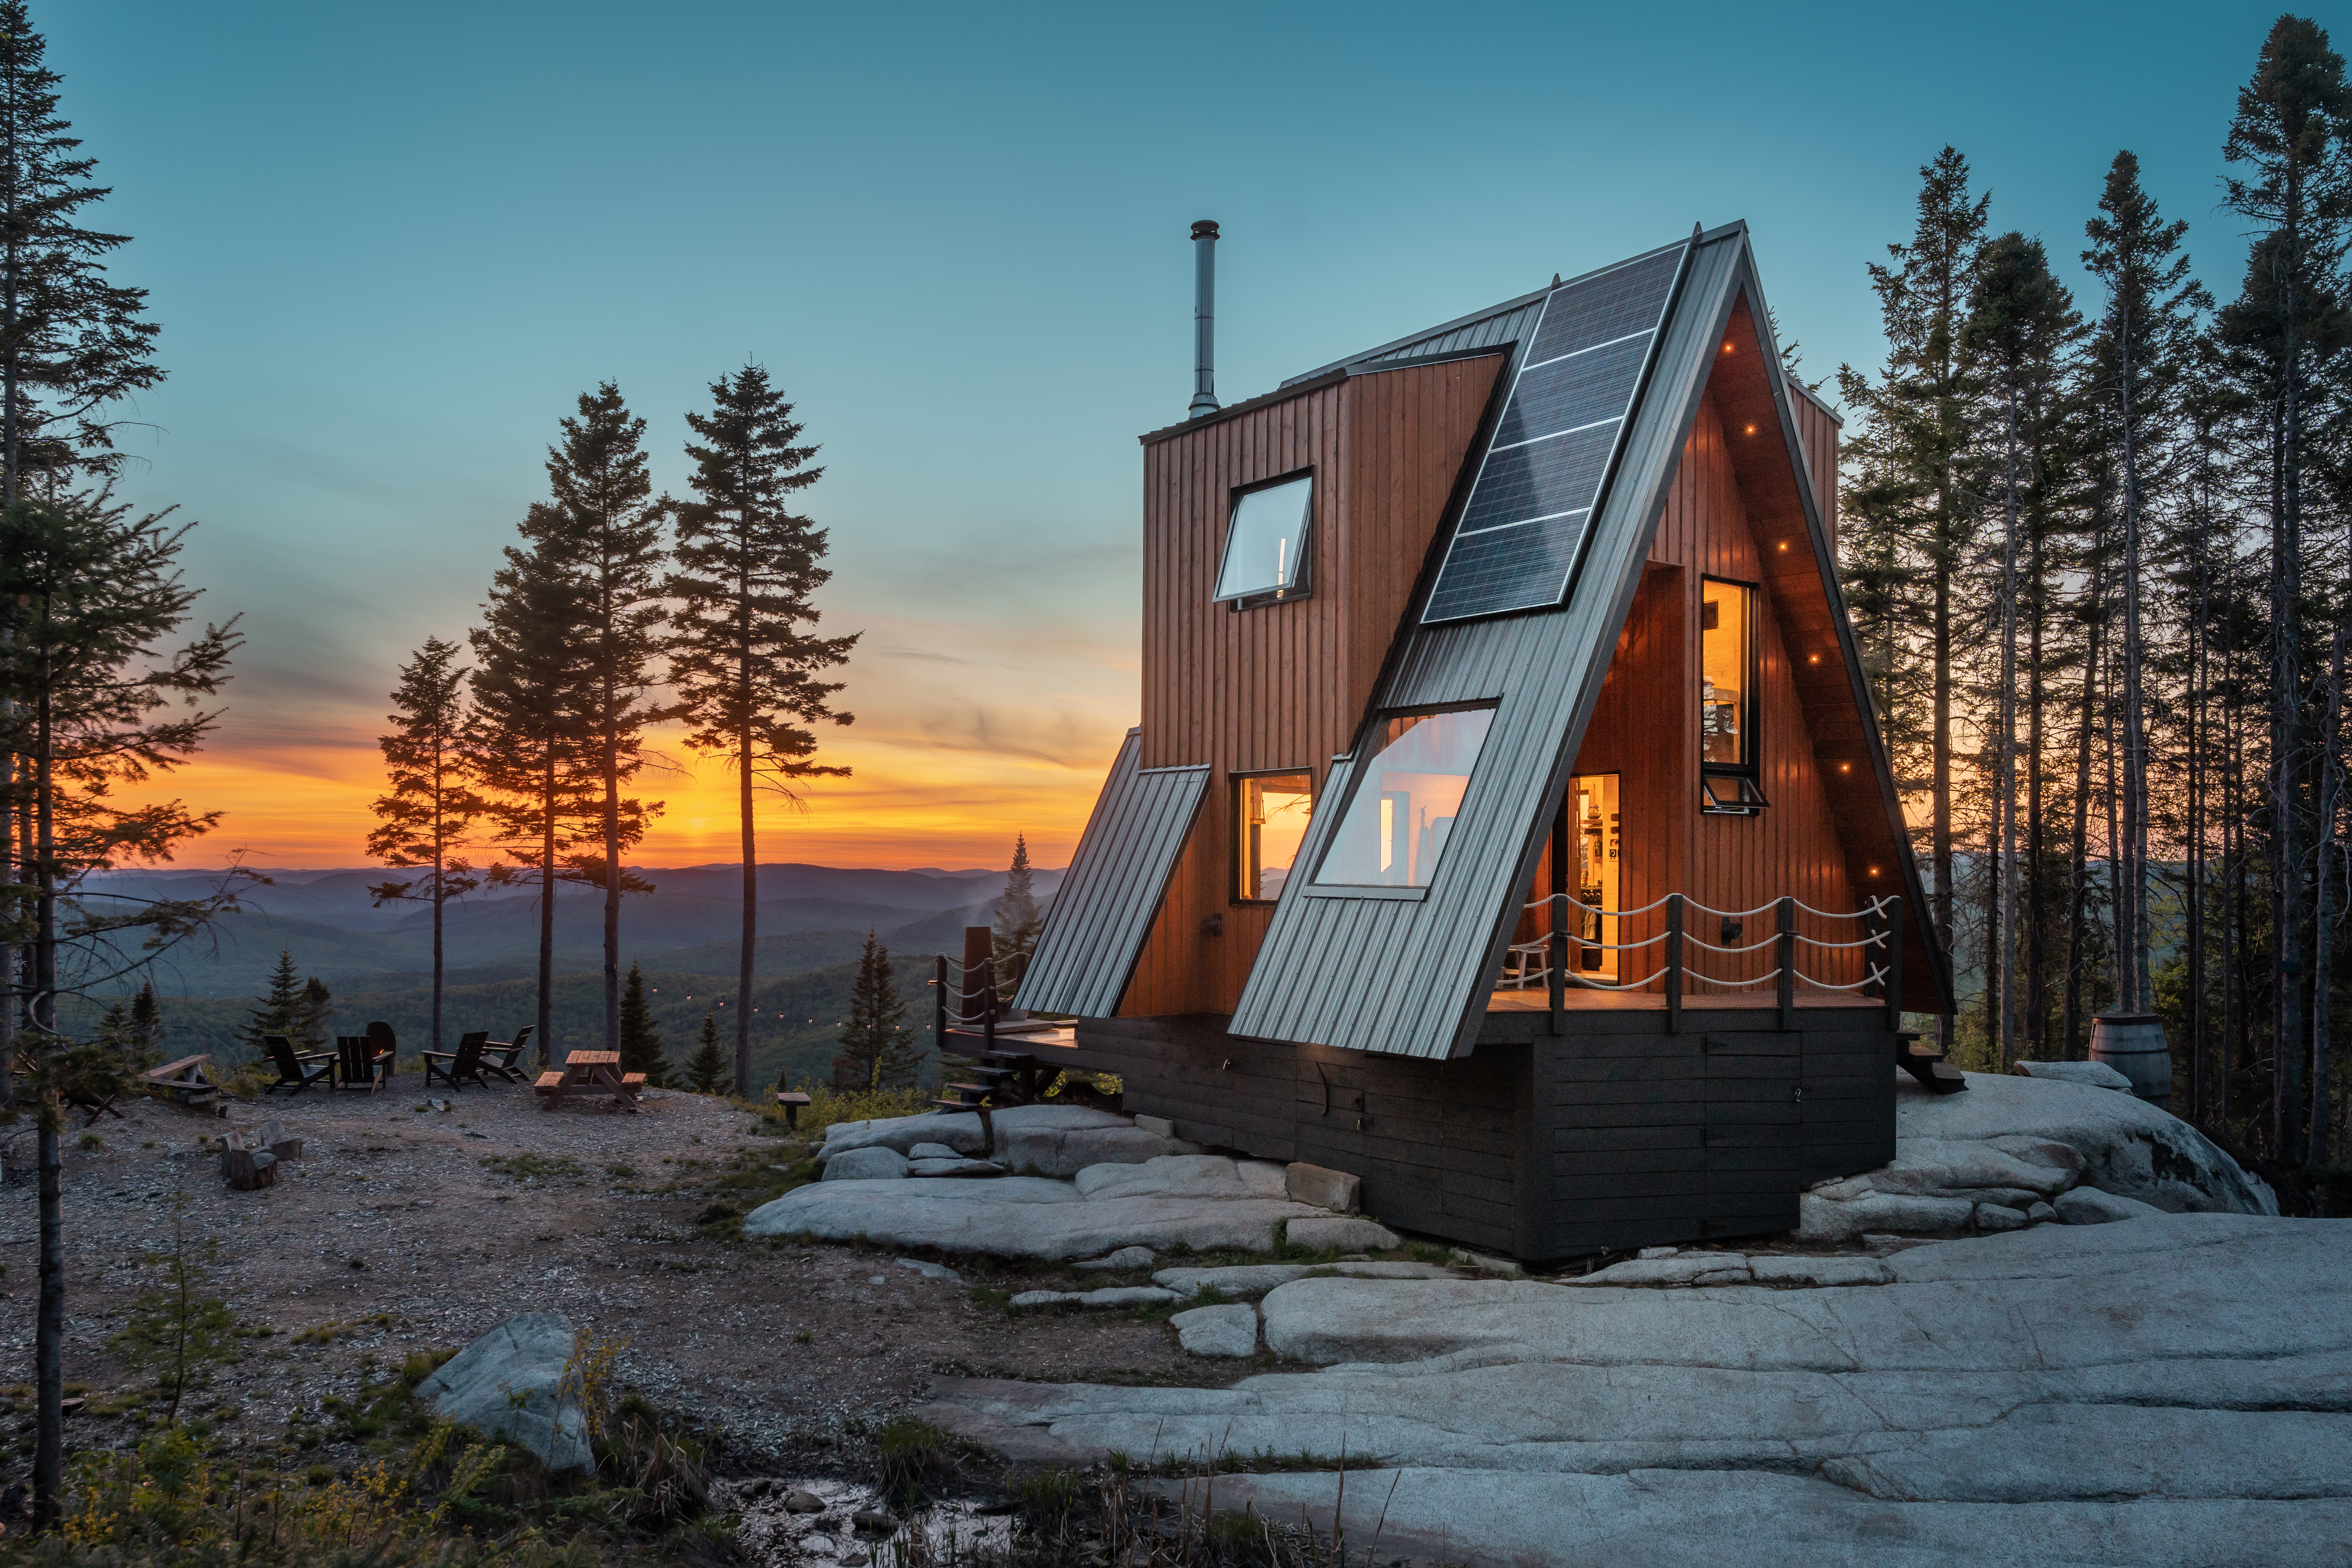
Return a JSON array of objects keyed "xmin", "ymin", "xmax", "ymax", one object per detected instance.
[{"xmin": 1044, "ymin": 1006, "xmax": 1897, "ymax": 1262}]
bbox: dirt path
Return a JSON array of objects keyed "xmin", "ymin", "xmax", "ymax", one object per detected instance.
[{"xmin": 0, "ymin": 1081, "xmax": 1201, "ymax": 1480}]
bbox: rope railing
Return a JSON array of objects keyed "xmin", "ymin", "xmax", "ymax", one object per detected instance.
[{"xmin": 1500, "ymin": 890, "xmax": 1905, "ymax": 1034}]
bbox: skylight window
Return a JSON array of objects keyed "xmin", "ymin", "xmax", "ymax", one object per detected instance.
[{"xmin": 1213, "ymin": 475, "xmax": 1313, "ymax": 604}]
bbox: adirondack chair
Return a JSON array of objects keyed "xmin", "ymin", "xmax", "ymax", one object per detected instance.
[
  {"xmin": 334, "ymin": 1034, "xmax": 394, "ymax": 1092},
  {"xmin": 261, "ymin": 1034, "xmax": 334, "ymax": 1095},
  {"xmin": 478, "ymin": 1025, "xmax": 534, "ymax": 1085},
  {"xmin": 423, "ymin": 1031, "xmax": 490, "ymax": 1091}
]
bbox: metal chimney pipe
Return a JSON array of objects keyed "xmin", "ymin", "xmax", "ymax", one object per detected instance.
[{"xmin": 1189, "ymin": 219, "xmax": 1220, "ymax": 419}]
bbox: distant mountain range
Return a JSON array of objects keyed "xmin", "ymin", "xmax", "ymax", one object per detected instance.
[{"xmin": 70, "ymin": 862, "xmax": 1063, "ymax": 998}]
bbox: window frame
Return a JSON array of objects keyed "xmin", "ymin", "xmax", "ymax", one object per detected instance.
[
  {"xmin": 1303, "ymin": 700, "xmax": 1500, "ymax": 898},
  {"xmin": 1213, "ymin": 469, "xmax": 1316, "ymax": 610},
  {"xmin": 1698, "ymin": 573, "xmax": 1766, "ymax": 814},
  {"xmin": 1229, "ymin": 769, "xmax": 1316, "ymax": 906}
]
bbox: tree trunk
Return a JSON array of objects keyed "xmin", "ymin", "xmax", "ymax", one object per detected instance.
[
  {"xmin": 2119, "ymin": 327, "xmax": 2151, "ymax": 1015},
  {"xmin": 1933, "ymin": 533, "xmax": 1953, "ymax": 1053},
  {"xmin": 2276, "ymin": 375, "xmax": 2306, "ymax": 1163},
  {"xmin": 31, "ymin": 651, "xmax": 59, "ymax": 1529},
  {"xmin": 603, "ymin": 691, "xmax": 622, "ymax": 1057},
  {"xmin": 1995, "ymin": 389, "xmax": 2022, "ymax": 1067},
  {"xmin": 2063, "ymin": 573, "xmax": 2103, "ymax": 1060},
  {"xmin": 537, "ymin": 750, "xmax": 556, "ymax": 1067},
  {"xmin": 2026, "ymin": 516, "xmax": 2047, "ymax": 1057},
  {"xmin": 2310, "ymin": 535, "xmax": 2346, "ymax": 1170}
]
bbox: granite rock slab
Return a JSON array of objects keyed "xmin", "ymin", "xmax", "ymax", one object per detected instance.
[{"xmin": 416, "ymin": 1313, "xmax": 591, "ymax": 1474}]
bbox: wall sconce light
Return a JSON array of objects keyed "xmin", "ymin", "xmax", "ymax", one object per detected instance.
[
  {"xmin": 1722, "ymin": 342, "xmax": 1734, "ymax": 353},
  {"xmin": 1808, "ymin": 652, "xmax": 1821, "ymax": 664},
  {"xmin": 1777, "ymin": 541, "xmax": 1790, "ymax": 552},
  {"xmin": 1868, "ymin": 866, "xmax": 1881, "ymax": 877},
  {"xmin": 1744, "ymin": 423, "xmax": 1757, "ymax": 435},
  {"xmin": 1839, "ymin": 762, "xmax": 1852, "ymax": 773}
]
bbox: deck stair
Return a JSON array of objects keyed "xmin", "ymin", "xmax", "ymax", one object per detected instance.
[
  {"xmin": 932, "ymin": 1050, "xmax": 1042, "ymax": 1111},
  {"xmin": 1896, "ymin": 1031, "xmax": 1968, "ymax": 1094}
]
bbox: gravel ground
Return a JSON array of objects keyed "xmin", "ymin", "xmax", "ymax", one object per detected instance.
[{"xmin": 0, "ymin": 1079, "xmax": 1209, "ymax": 1484}]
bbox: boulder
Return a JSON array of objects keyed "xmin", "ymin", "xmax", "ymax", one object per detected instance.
[
  {"xmin": 2027, "ymin": 1201, "xmax": 2057, "ymax": 1224},
  {"xmin": 1975, "ymin": 1201, "xmax": 2030, "ymax": 1232},
  {"xmin": 1794, "ymin": 1191, "xmax": 1975, "ymax": 1243},
  {"xmin": 908, "ymin": 1142, "xmax": 962, "ymax": 1159},
  {"xmin": 2057, "ymin": 1187, "xmax": 2164, "ymax": 1224},
  {"xmin": 414, "ymin": 1313, "xmax": 591, "ymax": 1473},
  {"xmin": 1284, "ymin": 1162, "xmax": 1362, "ymax": 1214},
  {"xmin": 1286, "ymin": 1216, "xmax": 1399, "ymax": 1251},
  {"xmin": 991, "ymin": 1104, "xmax": 1205, "ymax": 1176},
  {"xmin": 894, "ymin": 1258, "xmax": 963, "ymax": 1283},
  {"xmin": 1746, "ymin": 1255, "xmax": 1890, "ymax": 1287},
  {"xmin": 743, "ymin": 1176, "xmax": 1325, "ymax": 1258},
  {"xmin": 1074, "ymin": 1246, "xmax": 1158, "ymax": 1272},
  {"xmin": 824, "ymin": 1112, "xmax": 987, "ymax": 1157},
  {"xmin": 908, "ymin": 1157, "xmax": 1003, "ymax": 1179},
  {"xmin": 1075, "ymin": 1155, "xmax": 1287, "ymax": 1201},
  {"xmin": 1898, "ymin": 1072, "xmax": 2275, "ymax": 1215},
  {"xmin": 2012, "ymin": 1059, "xmax": 2136, "ymax": 1091},
  {"xmin": 822, "ymin": 1146, "xmax": 910, "ymax": 1182},
  {"xmin": 1569, "ymin": 1254, "xmax": 1752, "ymax": 1287},
  {"xmin": 1171, "ymin": 1304, "xmax": 1260, "ymax": 1357}
]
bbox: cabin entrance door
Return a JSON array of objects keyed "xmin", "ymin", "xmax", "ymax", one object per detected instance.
[
  {"xmin": 1565, "ymin": 772, "xmax": 1621, "ymax": 981},
  {"xmin": 1696, "ymin": 1029, "xmax": 1803, "ymax": 1239}
]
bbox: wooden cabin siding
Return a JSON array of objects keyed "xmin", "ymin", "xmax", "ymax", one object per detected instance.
[
  {"xmin": 1123, "ymin": 355, "xmax": 1506, "ymax": 1017},
  {"xmin": 1785, "ymin": 377, "xmax": 1840, "ymax": 557}
]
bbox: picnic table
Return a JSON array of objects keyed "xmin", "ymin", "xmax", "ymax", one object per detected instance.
[
  {"xmin": 533, "ymin": 1050, "xmax": 645, "ymax": 1112},
  {"xmin": 142, "ymin": 1055, "xmax": 217, "ymax": 1108}
]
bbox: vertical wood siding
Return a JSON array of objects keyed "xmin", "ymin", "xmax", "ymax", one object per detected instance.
[{"xmin": 1122, "ymin": 356, "xmax": 1506, "ymax": 1016}]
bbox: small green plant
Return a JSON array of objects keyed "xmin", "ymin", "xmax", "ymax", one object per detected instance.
[
  {"xmin": 77, "ymin": 1132, "xmax": 103, "ymax": 1151},
  {"xmin": 875, "ymin": 1415, "xmax": 958, "ymax": 1497},
  {"xmin": 109, "ymin": 1191, "xmax": 238, "ymax": 1423},
  {"xmin": 792, "ymin": 1330, "xmax": 813, "ymax": 1345}
]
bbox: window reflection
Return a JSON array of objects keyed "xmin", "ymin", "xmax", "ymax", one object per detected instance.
[
  {"xmin": 1235, "ymin": 773, "xmax": 1312, "ymax": 902},
  {"xmin": 1214, "ymin": 476, "xmax": 1313, "ymax": 603},
  {"xmin": 1314, "ymin": 707, "xmax": 1496, "ymax": 888}
]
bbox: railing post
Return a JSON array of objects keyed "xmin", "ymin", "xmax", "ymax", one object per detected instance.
[
  {"xmin": 1884, "ymin": 896, "xmax": 1903, "ymax": 1031},
  {"xmin": 1548, "ymin": 802, "xmax": 1567, "ymax": 1035},
  {"xmin": 982, "ymin": 957, "xmax": 997, "ymax": 1052},
  {"xmin": 935, "ymin": 954, "xmax": 948, "ymax": 1044},
  {"xmin": 1665, "ymin": 893, "xmax": 1683, "ymax": 1036},
  {"xmin": 1777, "ymin": 895, "xmax": 1796, "ymax": 1032}
]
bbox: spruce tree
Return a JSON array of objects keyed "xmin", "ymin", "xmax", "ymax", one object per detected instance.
[
  {"xmin": 1961, "ymin": 233, "xmax": 2079, "ymax": 1068},
  {"xmin": 2219, "ymin": 14, "xmax": 2352, "ymax": 1163},
  {"xmin": 366, "ymin": 636, "xmax": 486, "ymax": 1054},
  {"xmin": 1836, "ymin": 147, "xmax": 1989, "ymax": 1052},
  {"xmin": 687, "ymin": 1008, "xmax": 729, "ymax": 1095},
  {"xmin": 241, "ymin": 950, "xmax": 303, "ymax": 1054},
  {"xmin": 0, "ymin": 3, "xmax": 162, "ymax": 500},
  {"xmin": 836, "ymin": 930, "xmax": 910, "ymax": 1090},
  {"xmin": 538, "ymin": 384, "xmax": 668, "ymax": 1058},
  {"xmin": 295, "ymin": 976, "xmax": 332, "ymax": 1050},
  {"xmin": 668, "ymin": 364, "xmax": 856, "ymax": 1093},
  {"xmin": 127, "ymin": 979, "xmax": 159, "ymax": 1065},
  {"xmin": 992, "ymin": 834, "xmax": 1042, "ymax": 996},
  {"xmin": 617, "ymin": 961, "xmax": 671, "ymax": 1087}
]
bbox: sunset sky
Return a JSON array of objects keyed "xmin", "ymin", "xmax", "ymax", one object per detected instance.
[{"xmin": 57, "ymin": 0, "xmax": 2275, "ymax": 872}]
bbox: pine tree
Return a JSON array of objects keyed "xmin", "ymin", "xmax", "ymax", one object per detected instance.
[
  {"xmin": 536, "ymin": 384, "xmax": 669, "ymax": 1058},
  {"xmin": 2219, "ymin": 15, "xmax": 2352, "ymax": 1163},
  {"xmin": 1836, "ymin": 147, "xmax": 1990, "ymax": 1052},
  {"xmin": 687, "ymin": 1009, "xmax": 729, "ymax": 1095},
  {"xmin": 992, "ymin": 834, "xmax": 1042, "ymax": 997},
  {"xmin": 366, "ymin": 636, "xmax": 486, "ymax": 1054},
  {"xmin": 241, "ymin": 950, "xmax": 303, "ymax": 1054},
  {"xmin": 617, "ymin": 961, "xmax": 671, "ymax": 1087},
  {"xmin": 837, "ymin": 930, "xmax": 911, "ymax": 1090},
  {"xmin": 0, "ymin": 3, "xmax": 163, "ymax": 501},
  {"xmin": 472, "ymin": 416, "xmax": 646, "ymax": 1066},
  {"xmin": 127, "ymin": 979, "xmax": 159, "ymax": 1065},
  {"xmin": 668, "ymin": 364, "xmax": 856, "ymax": 1093},
  {"xmin": 1961, "ymin": 232, "xmax": 2079, "ymax": 1068},
  {"xmin": 295, "ymin": 976, "xmax": 332, "ymax": 1050}
]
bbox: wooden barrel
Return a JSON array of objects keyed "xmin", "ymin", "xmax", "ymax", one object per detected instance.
[{"xmin": 2089, "ymin": 1014, "xmax": 2172, "ymax": 1107}]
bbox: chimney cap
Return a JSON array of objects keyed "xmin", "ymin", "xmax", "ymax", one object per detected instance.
[{"xmin": 1191, "ymin": 219, "xmax": 1220, "ymax": 240}]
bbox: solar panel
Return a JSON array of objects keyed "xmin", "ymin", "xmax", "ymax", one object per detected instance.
[{"xmin": 1421, "ymin": 242, "xmax": 1688, "ymax": 625}]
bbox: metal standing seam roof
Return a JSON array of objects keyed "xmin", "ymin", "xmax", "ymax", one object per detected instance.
[
  {"xmin": 1013, "ymin": 730, "xmax": 1209, "ymax": 1019},
  {"xmin": 1230, "ymin": 227, "xmax": 1760, "ymax": 1060}
]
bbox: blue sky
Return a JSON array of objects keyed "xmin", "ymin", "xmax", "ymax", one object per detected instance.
[{"xmin": 50, "ymin": 0, "xmax": 2297, "ymax": 866}]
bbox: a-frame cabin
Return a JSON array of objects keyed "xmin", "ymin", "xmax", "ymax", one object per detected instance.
[{"xmin": 1009, "ymin": 222, "xmax": 1956, "ymax": 1261}]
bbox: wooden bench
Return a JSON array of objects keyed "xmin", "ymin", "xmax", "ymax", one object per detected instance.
[
  {"xmin": 773, "ymin": 1090, "xmax": 812, "ymax": 1129},
  {"xmin": 142, "ymin": 1055, "xmax": 217, "ymax": 1107},
  {"xmin": 535, "ymin": 1071, "xmax": 565, "ymax": 1090}
]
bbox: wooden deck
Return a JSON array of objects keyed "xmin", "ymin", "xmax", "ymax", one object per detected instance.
[{"xmin": 1486, "ymin": 985, "xmax": 1880, "ymax": 1012}]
